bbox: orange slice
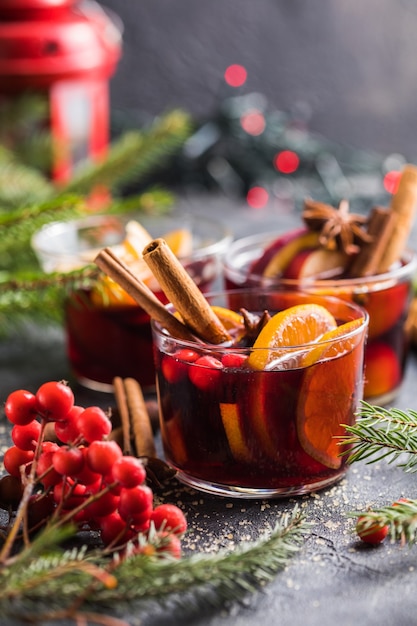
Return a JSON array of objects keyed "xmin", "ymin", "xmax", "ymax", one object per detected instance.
[
  {"xmin": 220, "ymin": 403, "xmax": 252, "ymax": 462},
  {"xmin": 297, "ymin": 324, "xmax": 366, "ymax": 469},
  {"xmin": 123, "ymin": 220, "xmax": 153, "ymax": 259},
  {"xmin": 162, "ymin": 414, "xmax": 188, "ymax": 466},
  {"xmin": 92, "ymin": 220, "xmax": 153, "ymax": 307},
  {"xmin": 211, "ymin": 305, "xmax": 245, "ymax": 335},
  {"xmin": 247, "ymin": 303, "xmax": 337, "ymax": 370},
  {"xmin": 163, "ymin": 228, "xmax": 193, "ymax": 258},
  {"xmin": 91, "ymin": 275, "xmax": 137, "ymax": 308},
  {"xmin": 301, "ymin": 317, "xmax": 365, "ymax": 367}
]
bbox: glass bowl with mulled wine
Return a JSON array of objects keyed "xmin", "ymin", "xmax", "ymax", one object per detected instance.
[
  {"xmin": 32, "ymin": 211, "xmax": 232, "ymax": 392},
  {"xmin": 223, "ymin": 166, "xmax": 417, "ymax": 405}
]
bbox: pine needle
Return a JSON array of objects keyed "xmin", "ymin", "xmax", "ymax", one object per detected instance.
[
  {"xmin": 63, "ymin": 110, "xmax": 193, "ymax": 195},
  {"xmin": 342, "ymin": 401, "xmax": 417, "ymax": 471},
  {"xmin": 0, "ymin": 509, "xmax": 307, "ymax": 623}
]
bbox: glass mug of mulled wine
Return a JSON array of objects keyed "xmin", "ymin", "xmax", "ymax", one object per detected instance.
[
  {"xmin": 222, "ymin": 231, "xmax": 417, "ymax": 405},
  {"xmin": 32, "ymin": 212, "xmax": 232, "ymax": 392},
  {"xmin": 151, "ymin": 288, "xmax": 368, "ymax": 498}
]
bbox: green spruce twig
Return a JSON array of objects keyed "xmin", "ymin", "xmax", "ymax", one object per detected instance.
[
  {"xmin": 343, "ymin": 402, "xmax": 417, "ymax": 543},
  {"xmin": 62, "ymin": 110, "xmax": 193, "ymax": 196},
  {"xmin": 0, "ymin": 267, "xmax": 98, "ymax": 332},
  {"xmin": 0, "ymin": 508, "xmax": 307, "ymax": 623},
  {"xmin": 342, "ymin": 401, "xmax": 417, "ymax": 471}
]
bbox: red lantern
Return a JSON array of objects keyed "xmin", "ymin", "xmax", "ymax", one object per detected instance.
[{"xmin": 0, "ymin": 0, "xmax": 123, "ymax": 182}]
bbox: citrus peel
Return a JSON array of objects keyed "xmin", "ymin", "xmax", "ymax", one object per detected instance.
[{"xmin": 247, "ymin": 303, "xmax": 337, "ymax": 370}]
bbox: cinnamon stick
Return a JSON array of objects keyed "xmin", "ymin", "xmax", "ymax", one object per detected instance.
[
  {"xmin": 124, "ymin": 377, "xmax": 156, "ymax": 458},
  {"xmin": 113, "ymin": 376, "xmax": 132, "ymax": 454},
  {"xmin": 113, "ymin": 377, "xmax": 157, "ymax": 458},
  {"xmin": 348, "ymin": 207, "xmax": 397, "ymax": 277},
  {"xmin": 94, "ymin": 247, "xmax": 196, "ymax": 342},
  {"xmin": 142, "ymin": 238, "xmax": 231, "ymax": 344},
  {"xmin": 377, "ymin": 164, "xmax": 417, "ymax": 272}
]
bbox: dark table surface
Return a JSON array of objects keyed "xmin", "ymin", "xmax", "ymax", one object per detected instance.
[{"xmin": 2, "ymin": 194, "xmax": 417, "ymax": 626}]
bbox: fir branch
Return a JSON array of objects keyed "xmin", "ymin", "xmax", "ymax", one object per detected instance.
[
  {"xmin": 0, "ymin": 189, "xmax": 174, "ymax": 275},
  {"xmin": 0, "ymin": 146, "xmax": 54, "ymax": 209},
  {"xmin": 0, "ymin": 267, "xmax": 98, "ymax": 333},
  {"xmin": 63, "ymin": 110, "xmax": 193, "ymax": 195},
  {"xmin": 0, "ymin": 508, "xmax": 307, "ymax": 623},
  {"xmin": 342, "ymin": 401, "xmax": 417, "ymax": 471}
]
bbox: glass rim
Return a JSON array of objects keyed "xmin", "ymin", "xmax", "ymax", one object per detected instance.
[
  {"xmin": 31, "ymin": 211, "xmax": 233, "ymax": 268},
  {"xmin": 223, "ymin": 230, "xmax": 417, "ymax": 288},
  {"xmin": 151, "ymin": 287, "xmax": 369, "ymax": 352}
]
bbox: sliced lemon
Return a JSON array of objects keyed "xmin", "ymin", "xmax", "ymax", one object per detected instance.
[{"xmin": 247, "ymin": 303, "xmax": 337, "ymax": 370}]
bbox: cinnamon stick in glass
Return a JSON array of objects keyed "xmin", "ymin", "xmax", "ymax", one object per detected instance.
[
  {"xmin": 348, "ymin": 207, "xmax": 397, "ymax": 277},
  {"xmin": 377, "ymin": 164, "xmax": 417, "ymax": 272},
  {"xmin": 94, "ymin": 247, "xmax": 196, "ymax": 342},
  {"xmin": 142, "ymin": 238, "xmax": 231, "ymax": 344}
]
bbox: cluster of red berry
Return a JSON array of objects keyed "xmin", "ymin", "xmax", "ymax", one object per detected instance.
[{"xmin": 1, "ymin": 381, "xmax": 187, "ymax": 557}]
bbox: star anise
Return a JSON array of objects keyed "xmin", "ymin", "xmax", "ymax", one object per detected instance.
[
  {"xmin": 303, "ymin": 198, "xmax": 372, "ymax": 255},
  {"xmin": 240, "ymin": 308, "xmax": 271, "ymax": 344}
]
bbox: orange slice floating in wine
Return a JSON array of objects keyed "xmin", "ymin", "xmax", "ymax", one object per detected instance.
[
  {"xmin": 220, "ymin": 403, "xmax": 252, "ymax": 462},
  {"xmin": 296, "ymin": 318, "xmax": 366, "ymax": 469},
  {"xmin": 301, "ymin": 317, "xmax": 365, "ymax": 367},
  {"xmin": 247, "ymin": 303, "xmax": 337, "ymax": 370}
]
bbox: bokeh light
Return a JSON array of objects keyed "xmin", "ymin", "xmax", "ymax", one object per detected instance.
[
  {"xmin": 240, "ymin": 110, "xmax": 266, "ymax": 136},
  {"xmin": 273, "ymin": 150, "xmax": 300, "ymax": 174},
  {"xmin": 224, "ymin": 64, "xmax": 247, "ymax": 88},
  {"xmin": 246, "ymin": 186, "xmax": 269, "ymax": 208},
  {"xmin": 383, "ymin": 170, "xmax": 401, "ymax": 194}
]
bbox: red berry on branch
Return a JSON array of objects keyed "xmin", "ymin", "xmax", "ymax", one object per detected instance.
[
  {"xmin": 83, "ymin": 490, "xmax": 120, "ymax": 520},
  {"xmin": 52, "ymin": 445, "xmax": 84, "ymax": 476},
  {"xmin": 356, "ymin": 516, "xmax": 389, "ymax": 544},
  {"xmin": 155, "ymin": 531, "xmax": 182, "ymax": 559},
  {"xmin": 53, "ymin": 479, "xmax": 88, "ymax": 508},
  {"xmin": 150, "ymin": 504, "xmax": 187, "ymax": 535},
  {"xmin": 87, "ymin": 440, "xmax": 123, "ymax": 475},
  {"xmin": 76, "ymin": 406, "xmax": 112, "ymax": 443},
  {"xmin": 11, "ymin": 420, "xmax": 42, "ymax": 451},
  {"xmin": 36, "ymin": 381, "xmax": 74, "ymax": 421},
  {"xmin": 4, "ymin": 389, "xmax": 38, "ymax": 425},
  {"xmin": 54, "ymin": 405, "xmax": 84, "ymax": 444},
  {"xmin": 118, "ymin": 485, "xmax": 153, "ymax": 523},
  {"xmin": 73, "ymin": 447, "xmax": 102, "ymax": 486},
  {"xmin": 36, "ymin": 442, "xmax": 62, "ymax": 488},
  {"xmin": 99, "ymin": 512, "xmax": 134, "ymax": 547},
  {"xmin": 3, "ymin": 446, "xmax": 34, "ymax": 478},
  {"xmin": 111, "ymin": 456, "xmax": 146, "ymax": 488}
]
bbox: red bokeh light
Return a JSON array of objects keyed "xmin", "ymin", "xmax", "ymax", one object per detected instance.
[
  {"xmin": 240, "ymin": 110, "xmax": 266, "ymax": 136},
  {"xmin": 224, "ymin": 64, "xmax": 247, "ymax": 88},
  {"xmin": 383, "ymin": 170, "xmax": 401, "ymax": 194},
  {"xmin": 273, "ymin": 150, "xmax": 300, "ymax": 174},
  {"xmin": 246, "ymin": 186, "xmax": 269, "ymax": 209}
]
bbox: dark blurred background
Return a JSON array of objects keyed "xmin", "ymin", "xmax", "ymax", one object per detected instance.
[{"xmin": 99, "ymin": 0, "xmax": 417, "ymax": 158}]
